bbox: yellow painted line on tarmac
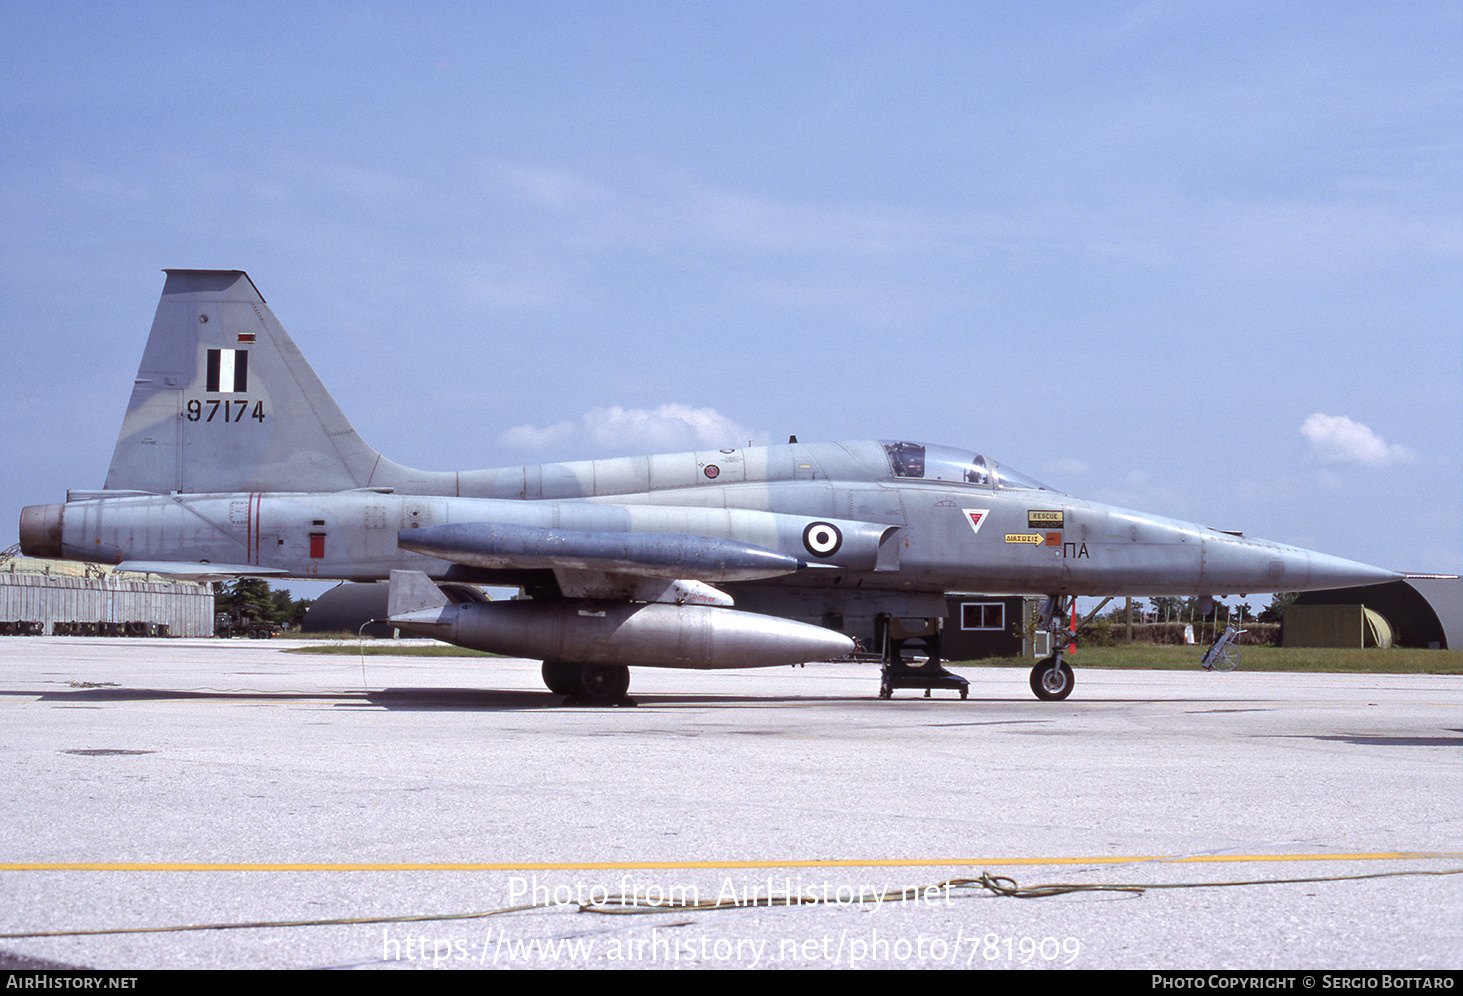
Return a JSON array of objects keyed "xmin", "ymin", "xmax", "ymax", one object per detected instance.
[{"xmin": 2, "ymin": 852, "xmax": 1459, "ymax": 872}]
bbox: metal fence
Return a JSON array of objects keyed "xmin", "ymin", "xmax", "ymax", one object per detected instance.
[{"xmin": 0, "ymin": 572, "xmax": 214, "ymax": 637}]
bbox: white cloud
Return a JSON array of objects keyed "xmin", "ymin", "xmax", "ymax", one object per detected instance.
[
  {"xmin": 500, "ymin": 420, "xmax": 575, "ymax": 450},
  {"xmin": 1300, "ymin": 414, "xmax": 1414, "ymax": 466},
  {"xmin": 586, "ymin": 404, "xmax": 753, "ymax": 451},
  {"xmin": 500, "ymin": 405, "xmax": 755, "ymax": 453}
]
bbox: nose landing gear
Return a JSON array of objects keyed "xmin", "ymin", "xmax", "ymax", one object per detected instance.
[
  {"xmin": 1029, "ymin": 655, "xmax": 1074, "ymax": 700},
  {"xmin": 1029, "ymin": 595, "xmax": 1077, "ymax": 701}
]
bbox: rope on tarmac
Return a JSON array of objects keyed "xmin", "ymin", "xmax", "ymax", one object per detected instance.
[
  {"xmin": 3, "ymin": 867, "xmax": 1459, "ymax": 937},
  {"xmin": 574, "ymin": 867, "xmax": 1463, "ymax": 910}
]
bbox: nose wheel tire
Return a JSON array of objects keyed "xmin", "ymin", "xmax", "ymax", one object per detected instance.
[{"xmin": 1029, "ymin": 657, "xmax": 1074, "ymax": 701}]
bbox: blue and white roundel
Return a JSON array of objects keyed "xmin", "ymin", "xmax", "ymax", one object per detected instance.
[{"xmin": 802, "ymin": 521, "xmax": 843, "ymax": 558}]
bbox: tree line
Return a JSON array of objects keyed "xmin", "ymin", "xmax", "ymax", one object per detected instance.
[
  {"xmin": 1106, "ymin": 592, "xmax": 1299, "ymax": 625},
  {"xmin": 214, "ymin": 579, "xmax": 314, "ymax": 629}
]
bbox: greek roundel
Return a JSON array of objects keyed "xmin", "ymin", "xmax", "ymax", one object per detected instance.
[{"xmin": 801, "ymin": 521, "xmax": 843, "ymax": 558}]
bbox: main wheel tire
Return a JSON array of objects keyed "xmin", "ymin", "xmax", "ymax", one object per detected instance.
[
  {"xmin": 574, "ymin": 664, "xmax": 631, "ymax": 702},
  {"xmin": 1029, "ymin": 657, "xmax": 1074, "ymax": 701},
  {"xmin": 542, "ymin": 660, "xmax": 578, "ymax": 695}
]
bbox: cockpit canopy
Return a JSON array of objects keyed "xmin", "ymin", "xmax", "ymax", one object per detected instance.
[{"xmin": 880, "ymin": 441, "xmax": 1051, "ymax": 491}]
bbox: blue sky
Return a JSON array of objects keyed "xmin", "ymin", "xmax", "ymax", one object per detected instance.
[{"xmin": 2, "ymin": 1, "xmax": 1458, "ymax": 603}]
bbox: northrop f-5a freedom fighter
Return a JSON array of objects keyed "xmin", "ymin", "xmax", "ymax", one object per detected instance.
[{"xmin": 20, "ymin": 271, "xmax": 1401, "ymax": 701}]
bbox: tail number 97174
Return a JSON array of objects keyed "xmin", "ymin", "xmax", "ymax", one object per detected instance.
[{"xmin": 186, "ymin": 399, "xmax": 266, "ymax": 423}]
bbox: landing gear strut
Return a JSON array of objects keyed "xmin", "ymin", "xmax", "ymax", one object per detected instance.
[
  {"xmin": 542, "ymin": 661, "xmax": 634, "ymax": 706},
  {"xmin": 1028, "ymin": 595, "xmax": 1077, "ymax": 701}
]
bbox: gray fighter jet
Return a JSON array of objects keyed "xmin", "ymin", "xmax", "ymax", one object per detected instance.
[{"xmin": 20, "ymin": 270, "xmax": 1400, "ymax": 701}]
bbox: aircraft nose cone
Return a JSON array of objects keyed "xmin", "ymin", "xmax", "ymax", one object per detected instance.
[
  {"xmin": 1287, "ymin": 548, "xmax": 1402, "ymax": 591},
  {"xmin": 1200, "ymin": 533, "xmax": 1400, "ymax": 593}
]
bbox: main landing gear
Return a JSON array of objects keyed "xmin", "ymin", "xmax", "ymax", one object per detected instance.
[
  {"xmin": 542, "ymin": 661, "xmax": 634, "ymax": 706},
  {"xmin": 1029, "ymin": 595, "xmax": 1077, "ymax": 701}
]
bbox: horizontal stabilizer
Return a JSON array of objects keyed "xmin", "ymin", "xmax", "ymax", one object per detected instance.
[
  {"xmin": 398, "ymin": 522, "xmax": 806, "ymax": 582},
  {"xmin": 114, "ymin": 561, "xmax": 288, "ymax": 581}
]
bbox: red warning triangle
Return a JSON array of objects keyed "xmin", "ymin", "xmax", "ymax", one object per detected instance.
[{"xmin": 962, "ymin": 508, "xmax": 990, "ymax": 536}]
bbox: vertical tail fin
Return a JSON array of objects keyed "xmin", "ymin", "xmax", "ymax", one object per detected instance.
[{"xmin": 105, "ymin": 270, "xmax": 387, "ymax": 494}]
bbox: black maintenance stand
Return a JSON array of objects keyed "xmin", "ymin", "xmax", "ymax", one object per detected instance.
[{"xmin": 877, "ymin": 615, "xmax": 968, "ymax": 699}]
